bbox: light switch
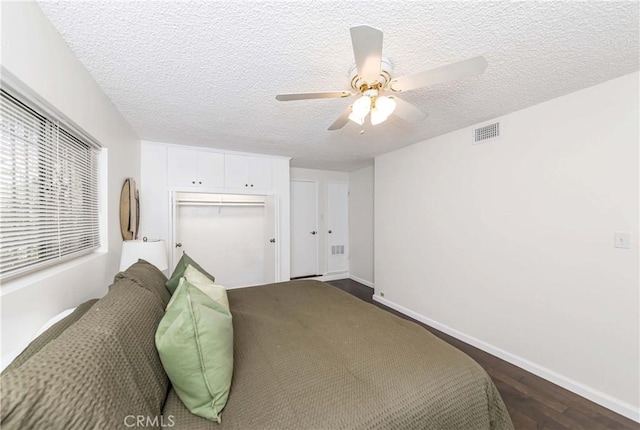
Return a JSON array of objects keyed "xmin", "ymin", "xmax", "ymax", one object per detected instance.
[{"xmin": 614, "ymin": 232, "xmax": 631, "ymax": 249}]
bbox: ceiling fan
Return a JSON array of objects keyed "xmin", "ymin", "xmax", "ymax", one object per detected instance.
[{"xmin": 276, "ymin": 25, "xmax": 488, "ymax": 131}]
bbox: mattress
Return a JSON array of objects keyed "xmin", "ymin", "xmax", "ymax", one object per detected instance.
[{"xmin": 163, "ymin": 280, "xmax": 514, "ymax": 429}]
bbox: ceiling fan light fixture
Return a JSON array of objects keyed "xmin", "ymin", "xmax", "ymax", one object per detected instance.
[
  {"xmin": 348, "ymin": 112, "xmax": 366, "ymax": 125},
  {"xmin": 349, "ymin": 95, "xmax": 371, "ymax": 125},
  {"xmin": 276, "ymin": 26, "xmax": 488, "ymax": 132},
  {"xmin": 369, "ymin": 108, "xmax": 386, "ymax": 126},
  {"xmin": 370, "ymin": 96, "xmax": 396, "ymax": 125}
]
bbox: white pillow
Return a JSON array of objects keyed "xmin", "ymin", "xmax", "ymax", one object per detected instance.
[{"xmin": 184, "ymin": 264, "xmax": 229, "ymax": 309}]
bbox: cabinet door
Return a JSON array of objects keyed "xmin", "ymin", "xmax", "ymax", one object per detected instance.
[
  {"xmin": 249, "ymin": 157, "xmax": 272, "ymax": 190},
  {"xmin": 224, "ymin": 155, "xmax": 249, "ymax": 188},
  {"xmin": 196, "ymin": 151, "xmax": 224, "ymax": 188},
  {"xmin": 167, "ymin": 147, "xmax": 198, "ymax": 186}
]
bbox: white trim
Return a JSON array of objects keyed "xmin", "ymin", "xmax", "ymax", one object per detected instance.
[
  {"xmin": 228, "ymin": 272, "xmax": 350, "ymax": 287},
  {"xmin": 349, "ymin": 275, "xmax": 374, "ymax": 288},
  {"xmin": 372, "ymin": 294, "xmax": 640, "ymax": 423},
  {"xmin": 308, "ymin": 272, "xmax": 349, "ymax": 282},
  {"xmin": 270, "ymin": 194, "xmax": 281, "ymax": 283}
]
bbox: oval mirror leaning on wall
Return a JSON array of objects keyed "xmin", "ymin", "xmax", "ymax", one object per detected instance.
[{"xmin": 120, "ymin": 178, "xmax": 140, "ymax": 240}]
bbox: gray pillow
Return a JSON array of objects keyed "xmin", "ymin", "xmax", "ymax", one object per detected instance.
[
  {"xmin": 0, "ymin": 281, "xmax": 168, "ymax": 429},
  {"xmin": 165, "ymin": 252, "xmax": 214, "ymax": 294},
  {"xmin": 3, "ymin": 299, "xmax": 98, "ymax": 373},
  {"xmin": 115, "ymin": 259, "xmax": 170, "ymax": 306}
]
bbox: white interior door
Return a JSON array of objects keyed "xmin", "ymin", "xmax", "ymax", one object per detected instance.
[
  {"xmin": 327, "ymin": 182, "xmax": 348, "ymax": 273},
  {"xmin": 290, "ymin": 180, "xmax": 318, "ymax": 278},
  {"xmin": 264, "ymin": 195, "xmax": 278, "ymax": 283}
]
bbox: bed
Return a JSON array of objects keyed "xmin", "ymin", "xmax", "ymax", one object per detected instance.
[{"xmin": 163, "ymin": 280, "xmax": 514, "ymax": 429}]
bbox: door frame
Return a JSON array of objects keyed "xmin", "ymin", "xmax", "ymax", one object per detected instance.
[
  {"xmin": 290, "ymin": 179, "xmax": 320, "ymax": 278},
  {"xmin": 263, "ymin": 194, "xmax": 280, "ymax": 284}
]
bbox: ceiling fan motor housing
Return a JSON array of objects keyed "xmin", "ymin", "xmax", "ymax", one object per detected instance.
[{"xmin": 349, "ymin": 57, "xmax": 394, "ymax": 92}]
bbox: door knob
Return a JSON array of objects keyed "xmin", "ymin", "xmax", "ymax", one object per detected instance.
[
  {"xmin": 269, "ymin": 238, "xmax": 276, "ymax": 243},
  {"xmin": 328, "ymin": 230, "xmax": 332, "ymax": 234},
  {"xmin": 311, "ymin": 231, "xmax": 317, "ymax": 235},
  {"xmin": 175, "ymin": 243, "xmax": 182, "ymax": 248}
]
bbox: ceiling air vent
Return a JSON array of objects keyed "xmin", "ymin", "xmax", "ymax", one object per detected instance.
[{"xmin": 473, "ymin": 122, "xmax": 500, "ymax": 144}]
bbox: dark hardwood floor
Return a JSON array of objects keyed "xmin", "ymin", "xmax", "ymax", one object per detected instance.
[{"xmin": 326, "ymin": 278, "xmax": 639, "ymax": 430}]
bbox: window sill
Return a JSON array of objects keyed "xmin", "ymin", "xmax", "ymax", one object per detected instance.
[{"xmin": 0, "ymin": 250, "xmax": 108, "ymax": 297}]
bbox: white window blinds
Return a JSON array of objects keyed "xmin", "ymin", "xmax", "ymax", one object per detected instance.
[{"xmin": 0, "ymin": 89, "xmax": 101, "ymax": 280}]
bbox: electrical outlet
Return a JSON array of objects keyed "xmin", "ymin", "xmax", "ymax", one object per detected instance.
[{"xmin": 614, "ymin": 232, "xmax": 631, "ymax": 249}]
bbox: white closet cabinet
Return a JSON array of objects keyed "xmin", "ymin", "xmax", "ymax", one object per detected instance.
[
  {"xmin": 167, "ymin": 147, "xmax": 224, "ymax": 188},
  {"xmin": 225, "ymin": 155, "xmax": 272, "ymax": 190},
  {"xmin": 141, "ymin": 140, "xmax": 291, "ymax": 282}
]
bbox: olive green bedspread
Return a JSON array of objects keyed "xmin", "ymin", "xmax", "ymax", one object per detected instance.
[{"xmin": 164, "ymin": 280, "xmax": 514, "ymax": 430}]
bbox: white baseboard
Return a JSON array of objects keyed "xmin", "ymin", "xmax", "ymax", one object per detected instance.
[
  {"xmin": 308, "ymin": 272, "xmax": 349, "ymax": 282},
  {"xmin": 372, "ymin": 295, "xmax": 640, "ymax": 423},
  {"xmin": 349, "ymin": 275, "xmax": 374, "ymax": 288},
  {"xmin": 228, "ymin": 273, "xmax": 351, "ymax": 289}
]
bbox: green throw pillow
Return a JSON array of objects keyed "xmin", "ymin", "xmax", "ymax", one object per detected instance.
[
  {"xmin": 155, "ymin": 278, "xmax": 233, "ymax": 423},
  {"xmin": 166, "ymin": 252, "xmax": 215, "ymax": 294}
]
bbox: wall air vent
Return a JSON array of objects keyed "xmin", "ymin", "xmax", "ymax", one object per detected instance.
[
  {"xmin": 473, "ymin": 122, "xmax": 500, "ymax": 144},
  {"xmin": 331, "ymin": 245, "xmax": 345, "ymax": 255}
]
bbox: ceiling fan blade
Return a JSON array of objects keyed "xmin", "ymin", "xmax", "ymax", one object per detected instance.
[
  {"xmin": 350, "ymin": 25, "xmax": 383, "ymax": 83},
  {"xmin": 391, "ymin": 96, "xmax": 428, "ymax": 122},
  {"xmin": 276, "ymin": 91, "xmax": 352, "ymax": 101},
  {"xmin": 328, "ymin": 105, "xmax": 353, "ymax": 131},
  {"xmin": 390, "ymin": 56, "xmax": 488, "ymax": 92}
]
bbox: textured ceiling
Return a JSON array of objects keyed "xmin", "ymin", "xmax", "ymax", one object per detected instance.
[{"xmin": 38, "ymin": 1, "xmax": 638, "ymax": 171}]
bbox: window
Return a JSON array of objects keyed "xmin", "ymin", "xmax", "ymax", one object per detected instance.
[{"xmin": 0, "ymin": 89, "xmax": 101, "ymax": 280}]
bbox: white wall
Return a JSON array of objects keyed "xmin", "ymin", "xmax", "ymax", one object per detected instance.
[
  {"xmin": 0, "ymin": 2, "xmax": 140, "ymax": 363},
  {"xmin": 348, "ymin": 165, "xmax": 374, "ymax": 286},
  {"xmin": 375, "ymin": 72, "xmax": 639, "ymax": 419},
  {"xmin": 290, "ymin": 168, "xmax": 349, "ymax": 275}
]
